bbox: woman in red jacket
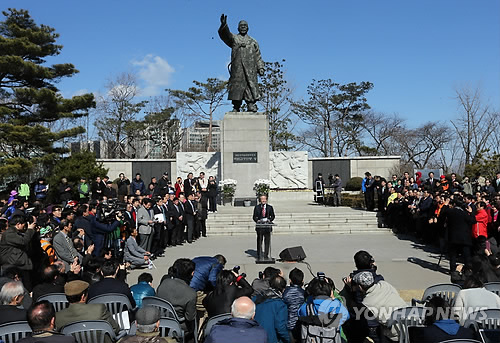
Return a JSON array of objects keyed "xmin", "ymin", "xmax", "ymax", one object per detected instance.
[{"xmin": 473, "ymin": 201, "xmax": 488, "ymax": 239}]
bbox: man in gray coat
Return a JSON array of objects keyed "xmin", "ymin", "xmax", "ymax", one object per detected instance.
[
  {"xmin": 53, "ymin": 219, "xmax": 82, "ymax": 271},
  {"xmin": 137, "ymin": 198, "xmax": 154, "ymax": 252},
  {"xmin": 124, "ymin": 227, "xmax": 150, "ymax": 268}
]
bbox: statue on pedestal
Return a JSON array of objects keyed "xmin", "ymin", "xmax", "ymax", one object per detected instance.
[{"xmin": 218, "ymin": 14, "xmax": 265, "ymax": 112}]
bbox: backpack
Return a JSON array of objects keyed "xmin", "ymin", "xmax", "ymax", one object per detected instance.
[{"xmin": 299, "ymin": 302, "xmax": 342, "ymax": 343}]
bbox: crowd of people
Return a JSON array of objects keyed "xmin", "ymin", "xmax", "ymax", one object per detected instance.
[
  {"xmin": 359, "ymin": 171, "xmax": 500, "ymax": 279},
  {"xmin": 0, "ymin": 249, "xmax": 499, "ymax": 343},
  {"xmin": 0, "ymin": 171, "xmax": 220, "ymax": 289}
]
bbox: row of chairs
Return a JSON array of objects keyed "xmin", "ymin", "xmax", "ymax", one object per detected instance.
[
  {"xmin": 10, "ymin": 293, "xmax": 228, "ymax": 343},
  {"xmin": 387, "ymin": 307, "xmax": 500, "ymax": 343},
  {"xmin": 411, "ymin": 282, "xmax": 500, "ymax": 307}
]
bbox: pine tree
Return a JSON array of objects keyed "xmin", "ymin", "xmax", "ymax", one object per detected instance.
[{"xmin": 0, "ymin": 8, "xmax": 95, "ymax": 180}]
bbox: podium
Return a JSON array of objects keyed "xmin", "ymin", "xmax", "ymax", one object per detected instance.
[{"xmin": 255, "ymin": 222, "xmax": 276, "ymax": 264}]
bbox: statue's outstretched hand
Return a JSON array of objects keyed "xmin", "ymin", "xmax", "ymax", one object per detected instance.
[{"xmin": 220, "ymin": 14, "xmax": 227, "ymax": 25}]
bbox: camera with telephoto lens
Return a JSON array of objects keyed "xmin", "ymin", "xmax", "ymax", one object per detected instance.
[
  {"xmin": 233, "ymin": 265, "xmax": 246, "ymax": 278},
  {"xmin": 96, "ymin": 199, "xmax": 127, "ymax": 223}
]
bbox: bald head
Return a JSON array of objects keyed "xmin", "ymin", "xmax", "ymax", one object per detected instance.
[{"xmin": 231, "ymin": 296, "xmax": 255, "ymax": 320}]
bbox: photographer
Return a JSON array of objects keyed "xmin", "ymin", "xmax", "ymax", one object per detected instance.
[
  {"xmin": 0, "ymin": 215, "xmax": 36, "ymax": 288},
  {"xmin": 299, "ymin": 275, "xmax": 349, "ymax": 342},
  {"xmin": 87, "ymin": 203, "xmax": 121, "ymax": 257},
  {"xmin": 203, "ymin": 268, "xmax": 253, "ymax": 318}
]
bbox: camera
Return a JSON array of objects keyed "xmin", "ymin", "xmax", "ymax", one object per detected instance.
[{"xmin": 96, "ymin": 199, "xmax": 127, "ymax": 223}]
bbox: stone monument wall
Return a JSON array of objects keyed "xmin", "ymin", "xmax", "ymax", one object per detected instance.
[
  {"xmin": 176, "ymin": 152, "xmax": 220, "ymax": 180},
  {"xmin": 269, "ymin": 151, "xmax": 308, "ymax": 189}
]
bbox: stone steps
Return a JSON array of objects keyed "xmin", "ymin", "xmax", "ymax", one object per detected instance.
[{"xmin": 205, "ymin": 206, "xmax": 383, "ymax": 235}]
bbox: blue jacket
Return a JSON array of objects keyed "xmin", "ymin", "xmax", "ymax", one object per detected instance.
[
  {"xmin": 130, "ymin": 281, "xmax": 155, "ymax": 308},
  {"xmin": 361, "ymin": 178, "xmax": 367, "ymax": 192},
  {"xmin": 282, "ymin": 285, "xmax": 305, "ymax": 330},
  {"xmin": 131, "ymin": 179, "xmax": 146, "ymax": 195},
  {"xmin": 298, "ymin": 296, "xmax": 350, "ymax": 327},
  {"xmin": 88, "ymin": 214, "xmax": 120, "ymax": 256},
  {"xmin": 189, "ymin": 256, "xmax": 223, "ymax": 292},
  {"xmin": 254, "ymin": 296, "xmax": 290, "ymax": 343},
  {"xmin": 206, "ymin": 318, "xmax": 268, "ymax": 343}
]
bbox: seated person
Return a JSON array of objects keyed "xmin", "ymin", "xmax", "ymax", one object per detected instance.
[
  {"xmin": 203, "ymin": 269, "xmax": 254, "ymax": 318},
  {"xmin": 130, "ymin": 273, "xmax": 155, "ymax": 308},
  {"xmin": 118, "ymin": 306, "xmax": 176, "ymax": 343},
  {"xmin": 206, "ymin": 297, "xmax": 267, "ymax": 343},
  {"xmin": 17, "ymin": 300, "xmax": 77, "ymax": 343},
  {"xmin": 452, "ymin": 274, "xmax": 500, "ymax": 325},
  {"xmin": 254, "ymin": 275, "xmax": 290, "ymax": 343},
  {"xmin": 251, "ymin": 266, "xmax": 281, "ymax": 297},
  {"xmin": 157, "ymin": 259, "xmax": 197, "ymax": 339},
  {"xmin": 298, "ymin": 276, "xmax": 349, "ymax": 341},
  {"xmin": 32, "ymin": 265, "xmax": 64, "ymax": 302},
  {"xmin": 124, "ymin": 228, "xmax": 150, "ymax": 269},
  {"xmin": 0, "ymin": 281, "xmax": 28, "ymax": 325},
  {"xmin": 55, "ymin": 280, "xmax": 120, "ymax": 337},
  {"xmin": 409, "ymin": 296, "xmax": 477, "ymax": 343},
  {"xmin": 352, "ymin": 271, "xmax": 407, "ymax": 341},
  {"xmin": 87, "ymin": 259, "xmax": 136, "ymax": 308},
  {"xmin": 283, "ymin": 268, "xmax": 305, "ymax": 341}
]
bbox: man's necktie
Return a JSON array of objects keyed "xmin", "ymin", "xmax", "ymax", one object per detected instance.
[
  {"xmin": 66, "ymin": 235, "xmax": 77, "ymax": 259},
  {"xmin": 262, "ymin": 205, "xmax": 266, "ymax": 218}
]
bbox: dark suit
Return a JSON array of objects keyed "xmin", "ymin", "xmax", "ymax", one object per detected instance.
[
  {"xmin": 152, "ymin": 204, "xmax": 166, "ymax": 254},
  {"xmin": 442, "ymin": 207, "xmax": 476, "ymax": 272},
  {"xmin": 184, "ymin": 200, "xmax": 197, "ymax": 243},
  {"xmin": 0, "ymin": 305, "xmax": 27, "ymax": 325},
  {"xmin": 184, "ymin": 178, "xmax": 194, "ymax": 197},
  {"xmin": 169, "ymin": 202, "xmax": 184, "ymax": 245},
  {"xmin": 54, "ymin": 303, "xmax": 120, "ymax": 334},
  {"xmin": 253, "ymin": 203, "xmax": 276, "ymax": 259},
  {"xmin": 87, "ymin": 277, "xmax": 136, "ymax": 308}
]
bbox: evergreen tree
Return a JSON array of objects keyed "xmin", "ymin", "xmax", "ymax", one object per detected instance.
[{"xmin": 0, "ymin": 9, "xmax": 95, "ymax": 180}]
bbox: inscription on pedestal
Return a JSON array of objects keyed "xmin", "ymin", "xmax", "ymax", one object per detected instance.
[{"xmin": 233, "ymin": 152, "xmax": 258, "ymax": 163}]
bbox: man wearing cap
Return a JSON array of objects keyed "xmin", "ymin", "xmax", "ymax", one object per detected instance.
[
  {"xmin": 352, "ymin": 271, "xmax": 406, "ymax": 341},
  {"xmin": 104, "ymin": 180, "xmax": 118, "ymax": 199},
  {"xmin": 55, "ymin": 280, "xmax": 119, "ymax": 335},
  {"xmin": 118, "ymin": 306, "xmax": 176, "ymax": 343}
]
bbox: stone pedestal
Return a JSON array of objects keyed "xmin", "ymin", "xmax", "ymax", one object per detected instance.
[{"xmin": 222, "ymin": 112, "xmax": 269, "ymax": 199}]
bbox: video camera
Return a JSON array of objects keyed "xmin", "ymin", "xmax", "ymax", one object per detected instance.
[{"xmin": 96, "ymin": 199, "xmax": 127, "ymax": 223}]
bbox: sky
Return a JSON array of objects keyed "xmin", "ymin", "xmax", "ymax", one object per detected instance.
[{"xmin": 3, "ymin": 0, "xmax": 500, "ymax": 127}]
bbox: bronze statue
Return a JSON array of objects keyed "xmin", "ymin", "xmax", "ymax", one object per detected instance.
[{"xmin": 218, "ymin": 14, "xmax": 265, "ymax": 112}]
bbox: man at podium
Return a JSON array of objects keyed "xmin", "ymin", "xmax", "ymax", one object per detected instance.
[{"xmin": 253, "ymin": 195, "xmax": 275, "ymax": 260}]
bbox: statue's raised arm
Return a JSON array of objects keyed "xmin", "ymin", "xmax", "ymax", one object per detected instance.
[{"xmin": 217, "ymin": 14, "xmax": 265, "ymax": 113}]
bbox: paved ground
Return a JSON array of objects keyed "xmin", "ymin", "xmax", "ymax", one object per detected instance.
[{"xmin": 128, "ymin": 230, "xmax": 450, "ymax": 302}]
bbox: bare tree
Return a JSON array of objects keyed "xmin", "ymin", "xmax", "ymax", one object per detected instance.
[
  {"xmin": 168, "ymin": 78, "xmax": 227, "ymax": 152},
  {"xmin": 451, "ymin": 85, "xmax": 496, "ymax": 165},
  {"xmin": 361, "ymin": 112, "xmax": 406, "ymax": 155},
  {"xmin": 394, "ymin": 122, "xmax": 451, "ymax": 169},
  {"xmin": 95, "ymin": 73, "xmax": 147, "ymax": 158}
]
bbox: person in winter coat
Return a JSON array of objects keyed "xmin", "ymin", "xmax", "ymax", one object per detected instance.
[
  {"xmin": 206, "ymin": 296, "xmax": 268, "ymax": 343},
  {"xmin": 131, "ymin": 173, "xmax": 146, "ymax": 196},
  {"xmin": 254, "ymin": 275, "xmax": 290, "ymax": 343},
  {"xmin": 473, "ymin": 201, "xmax": 488, "ymax": 240},
  {"xmin": 441, "ymin": 198, "xmax": 477, "ymax": 273},
  {"xmin": 282, "ymin": 268, "xmax": 305, "ymax": 339},
  {"xmin": 87, "ymin": 205, "xmax": 121, "ymax": 257},
  {"xmin": 353, "ymin": 271, "xmax": 407, "ymax": 341},
  {"xmin": 409, "ymin": 296, "xmax": 477, "ymax": 343},
  {"xmin": 0, "ymin": 215, "xmax": 36, "ymax": 272},
  {"xmin": 203, "ymin": 269, "xmax": 254, "ymax": 318},
  {"xmin": 189, "ymin": 255, "xmax": 226, "ymax": 292},
  {"xmin": 298, "ymin": 276, "xmax": 349, "ymax": 342},
  {"xmin": 130, "ymin": 273, "xmax": 155, "ymax": 309}
]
